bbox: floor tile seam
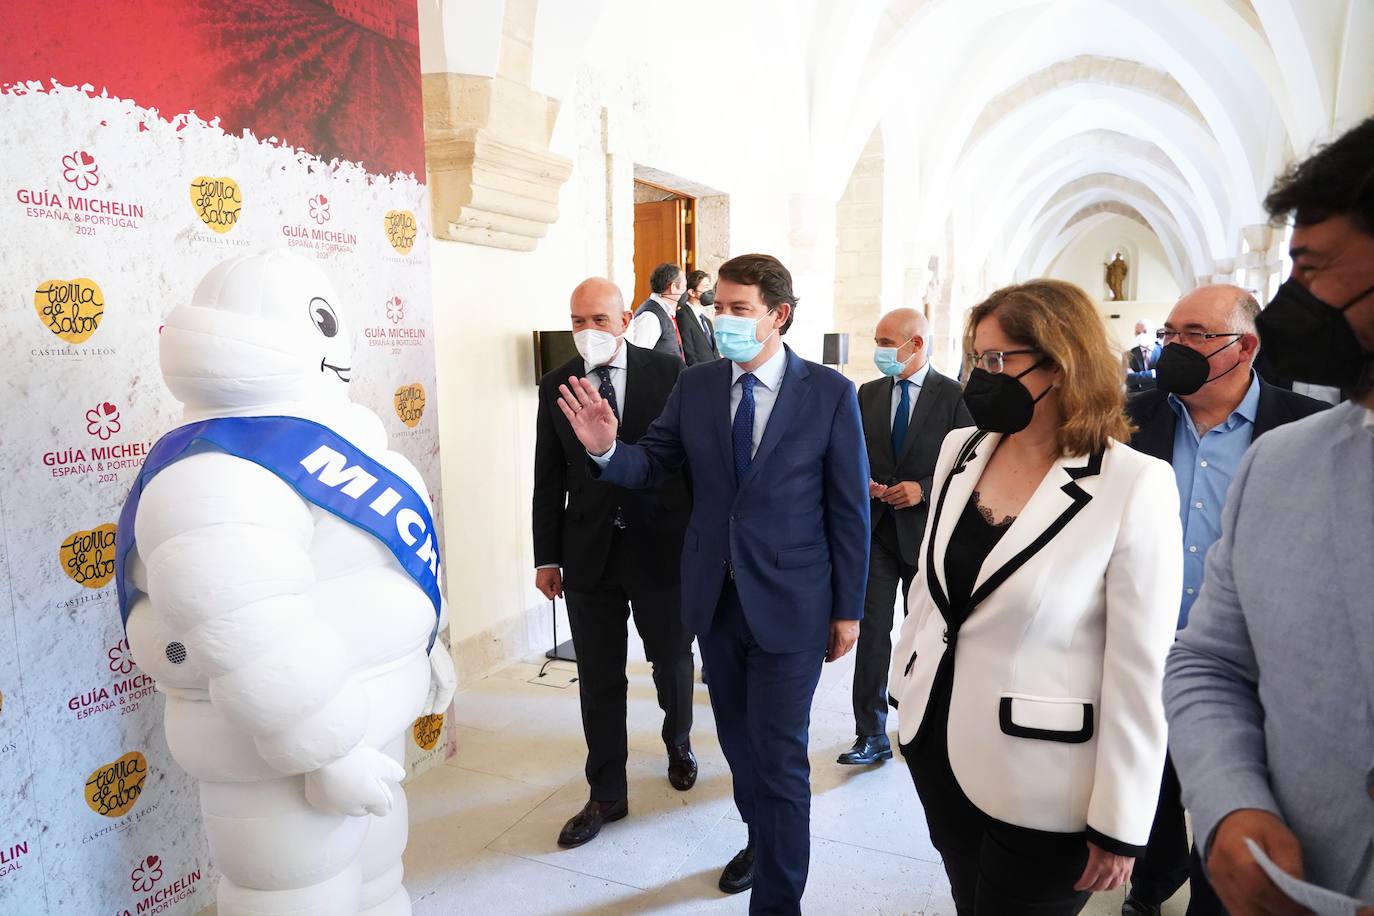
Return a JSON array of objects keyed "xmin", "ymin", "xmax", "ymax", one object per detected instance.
[{"xmin": 805, "ymin": 830, "xmax": 944, "ymax": 866}]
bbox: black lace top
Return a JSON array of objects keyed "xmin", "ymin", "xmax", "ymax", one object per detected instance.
[{"xmin": 944, "ymin": 491, "xmax": 1016, "ymax": 621}]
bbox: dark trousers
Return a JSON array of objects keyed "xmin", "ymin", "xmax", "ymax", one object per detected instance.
[
  {"xmin": 904, "ymin": 732, "xmax": 1091, "ymax": 916},
  {"xmin": 563, "ymin": 532, "xmax": 694, "ymax": 802},
  {"xmin": 698, "ymin": 580, "xmax": 825, "ymax": 915},
  {"xmin": 1129, "ymin": 754, "xmax": 1225, "ymax": 914},
  {"xmin": 852, "ymin": 517, "xmax": 917, "ymax": 737}
]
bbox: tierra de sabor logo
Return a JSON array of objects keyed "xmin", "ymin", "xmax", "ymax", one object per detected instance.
[
  {"xmin": 85, "ymin": 750, "xmax": 148, "ymax": 818},
  {"xmin": 60, "ymin": 523, "xmax": 117, "ymax": 589},
  {"xmin": 412, "ymin": 713, "xmax": 444, "ymax": 751},
  {"xmin": 188, "ymin": 176, "xmax": 242, "ymax": 234},
  {"xmin": 394, "ymin": 383, "xmax": 426, "ymax": 428},
  {"xmin": 34, "ymin": 277, "xmax": 104, "ymax": 344},
  {"xmin": 384, "ymin": 209, "xmax": 417, "ymax": 255}
]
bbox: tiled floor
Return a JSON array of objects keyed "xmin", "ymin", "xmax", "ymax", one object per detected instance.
[{"xmin": 400, "ymin": 640, "xmax": 1194, "ymax": 915}]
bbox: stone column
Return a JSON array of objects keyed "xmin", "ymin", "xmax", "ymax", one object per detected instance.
[
  {"xmin": 422, "ymin": 0, "xmax": 573, "ymax": 251},
  {"xmin": 833, "ymin": 129, "xmax": 885, "ymax": 382}
]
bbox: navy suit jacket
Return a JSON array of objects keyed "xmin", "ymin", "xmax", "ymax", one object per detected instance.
[{"xmin": 592, "ymin": 346, "xmax": 870, "ymax": 654}]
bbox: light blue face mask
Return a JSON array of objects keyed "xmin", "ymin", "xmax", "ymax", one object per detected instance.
[
  {"xmin": 715, "ymin": 312, "xmax": 776, "ymax": 363},
  {"xmin": 873, "ymin": 336, "xmax": 916, "ymax": 376}
]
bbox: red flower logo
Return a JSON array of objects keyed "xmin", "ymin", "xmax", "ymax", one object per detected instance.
[
  {"xmin": 108, "ymin": 639, "xmax": 136, "ymax": 676},
  {"xmin": 130, "ymin": 855, "xmax": 162, "ymax": 892},
  {"xmin": 62, "ymin": 151, "xmax": 100, "ymax": 191},
  {"xmin": 386, "ymin": 295, "xmax": 404, "ymax": 324},
  {"xmin": 86, "ymin": 402, "xmax": 121, "ymax": 440},
  {"xmin": 308, "ymin": 194, "xmax": 331, "ymax": 225}
]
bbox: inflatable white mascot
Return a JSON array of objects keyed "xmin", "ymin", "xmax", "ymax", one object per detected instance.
[{"xmin": 115, "ymin": 250, "xmax": 456, "ymax": 915}]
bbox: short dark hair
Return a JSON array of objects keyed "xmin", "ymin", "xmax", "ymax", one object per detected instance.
[
  {"xmin": 649, "ymin": 263, "xmax": 683, "ymax": 294},
  {"xmin": 1265, "ymin": 117, "xmax": 1374, "ymax": 234},
  {"xmin": 717, "ymin": 253, "xmax": 798, "ymax": 334},
  {"xmin": 685, "ymin": 269, "xmax": 710, "ymax": 292}
]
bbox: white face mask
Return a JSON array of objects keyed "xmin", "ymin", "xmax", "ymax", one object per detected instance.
[
  {"xmin": 1136, "ymin": 332, "xmax": 1154, "ymax": 349},
  {"xmin": 574, "ymin": 328, "xmax": 622, "ymax": 366}
]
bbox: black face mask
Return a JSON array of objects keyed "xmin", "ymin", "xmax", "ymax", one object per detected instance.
[
  {"xmin": 962, "ymin": 360, "xmax": 1053, "ymax": 434},
  {"xmin": 1155, "ymin": 338, "xmax": 1243, "ymax": 396},
  {"xmin": 700, "ymin": 288, "xmax": 716, "ymax": 307},
  {"xmin": 1257, "ymin": 278, "xmax": 1374, "ymax": 388}
]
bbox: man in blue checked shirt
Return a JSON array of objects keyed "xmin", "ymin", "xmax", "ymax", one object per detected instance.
[{"xmin": 1121, "ymin": 283, "xmax": 1327, "ymax": 916}]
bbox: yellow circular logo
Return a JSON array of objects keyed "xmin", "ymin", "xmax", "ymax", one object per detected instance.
[
  {"xmin": 34, "ymin": 278, "xmax": 105, "ymax": 344},
  {"xmin": 384, "ymin": 209, "xmax": 416, "ymax": 255},
  {"xmin": 84, "ymin": 750, "xmax": 148, "ymax": 818},
  {"xmin": 60, "ymin": 523, "xmax": 118, "ymax": 589},
  {"xmin": 394, "ymin": 383, "xmax": 426, "ymax": 428},
  {"xmin": 412, "ymin": 714, "xmax": 444, "ymax": 751},
  {"xmin": 189, "ymin": 176, "xmax": 243, "ymax": 234}
]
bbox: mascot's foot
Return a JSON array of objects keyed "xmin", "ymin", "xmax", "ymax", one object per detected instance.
[
  {"xmin": 361, "ymin": 884, "xmax": 412, "ymax": 916},
  {"xmin": 217, "ymin": 865, "xmax": 360, "ymax": 915}
]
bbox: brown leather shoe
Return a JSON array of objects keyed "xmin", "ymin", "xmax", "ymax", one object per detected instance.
[
  {"xmin": 668, "ymin": 743, "xmax": 698, "ymax": 791},
  {"xmin": 557, "ymin": 799, "xmax": 628, "ymax": 848}
]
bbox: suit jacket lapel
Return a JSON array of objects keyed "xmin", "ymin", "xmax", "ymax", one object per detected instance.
[
  {"xmin": 967, "ymin": 449, "xmax": 1103, "ymax": 607},
  {"xmin": 863, "ymin": 378, "xmax": 897, "ymax": 470},
  {"xmin": 1135, "ymin": 396, "xmax": 1177, "ymax": 464},
  {"xmin": 1330, "ymin": 414, "xmax": 1374, "ymax": 709},
  {"xmin": 739, "ymin": 348, "xmax": 812, "ymax": 493},
  {"xmin": 895, "ymin": 370, "xmax": 942, "ymax": 468},
  {"xmin": 1252, "ymin": 378, "xmax": 1287, "ymax": 441},
  {"xmin": 925, "ymin": 430, "xmax": 995, "ymax": 623},
  {"xmin": 712, "ymin": 357, "xmax": 737, "ymax": 487},
  {"xmin": 620, "ymin": 345, "xmax": 649, "ymax": 436}
]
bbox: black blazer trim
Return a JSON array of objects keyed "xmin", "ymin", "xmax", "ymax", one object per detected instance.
[
  {"xmin": 997, "ymin": 697, "xmax": 1095, "ymax": 744},
  {"xmin": 963, "ymin": 448, "xmax": 1103, "ymax": 611},
  {"xmin": 924, "ymin": 430, "xmax": 989, "ymax": 619},
  {"xmin": 1085, "ymin": 826, "xmax": 1147, "ymax": 858}
]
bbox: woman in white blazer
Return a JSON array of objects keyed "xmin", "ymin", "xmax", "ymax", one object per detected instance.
[{"xmin": 888, "ymin": 280, "xmax": 1182, "ymax": 915}]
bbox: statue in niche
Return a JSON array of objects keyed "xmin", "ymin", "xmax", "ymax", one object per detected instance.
[{"xmin": 1104, "ymin": 251, "xmax": 1130, "ymax": 301}]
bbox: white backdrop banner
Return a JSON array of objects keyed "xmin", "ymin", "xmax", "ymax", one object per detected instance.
[{"xmin": 0, "ymin": 3, "xmax": 449, "ymax": 913}]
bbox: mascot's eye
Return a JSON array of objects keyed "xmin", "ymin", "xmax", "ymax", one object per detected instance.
[{"xmin": 309, "ymin": 297, "xmax": 339, "ymax": 338}]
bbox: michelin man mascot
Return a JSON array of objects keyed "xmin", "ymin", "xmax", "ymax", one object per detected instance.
[{"xmin": 115, "ymin": 250, "xmax": 456, "ymax": 915}]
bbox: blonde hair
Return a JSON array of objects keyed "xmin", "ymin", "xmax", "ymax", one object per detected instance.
[{"xmin": 964, "ymin": 279, "xmax": 1132, "ymax": 455}]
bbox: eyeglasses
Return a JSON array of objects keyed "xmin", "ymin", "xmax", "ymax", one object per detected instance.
[
  {"xmin": 965, "ymin": 348, "xmax": 1040, "ymax": 375},
  {"xmin": 1157, "ymin": 329, "xmax": 1243, "ymax": 347}
]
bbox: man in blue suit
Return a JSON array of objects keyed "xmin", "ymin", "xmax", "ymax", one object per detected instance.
[{"xmin": 558, "ymin": 253, "xmax": 870, "ymax": 914}]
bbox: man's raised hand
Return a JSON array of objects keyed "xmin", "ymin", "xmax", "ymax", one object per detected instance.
[{"xmin": 557, "ymin": 376, "xmax": 619, "ymax": 456}]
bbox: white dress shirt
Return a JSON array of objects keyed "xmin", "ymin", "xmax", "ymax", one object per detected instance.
[
  {"xmin": 729, "ymin": 344, "xmax": 787, "ymax": 458},
  {"xmin": 592, "ymin": 343, "xmax": 788, "ymax": 465},
  {"xmin": 626, "ymin": 294, "xmax": 679, "ymax": 350},
  {"xmin": 586, "ymin": 341, "xmax": 628, "ymax": 414},
  {"xmin": 889, "ymin": 360, "xmax": 931, "ymax": 429}
]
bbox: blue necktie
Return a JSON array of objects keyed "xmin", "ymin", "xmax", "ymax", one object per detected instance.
[
  {"xmin": 733, "ymin": 373, "xmax": 756, "ymax": 482},
  {"xmin": 594, "ymin": 366, "xmax": 619, "ymax": 420},
  {"xmin": 892, "ymin": 379, "xmax": 911, "ymax": 456}
]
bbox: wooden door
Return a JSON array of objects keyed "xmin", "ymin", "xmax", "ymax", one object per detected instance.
[{"xmin": 633, "ymin": 198, "xmax": 685, "ymax": 305}]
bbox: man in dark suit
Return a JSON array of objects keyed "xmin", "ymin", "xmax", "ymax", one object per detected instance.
[
  {"xmin": 1125, "ymin": 319, "xmax": 1163, "ymax": 392},
  {"xmin": 628, "ymin": 263, "xmax": 688, "ymax": 361},
  {"xmin": 1123, "ymin": 284, "xmax": 1327, "ymax": 916},
  {"xmin": 533, "ymin": 277, "xmax": 697, "ymax": 850},
  {"xmin": 557, "ymin": 254, "xmax": 870, "ymax": 913},
  {"xmin": 838, "ymin": 308, "xmax": 972, "ymax": 767},
  {"xmin": 678, "ymin": 269, "xmax": 718, "ymax": 366}
]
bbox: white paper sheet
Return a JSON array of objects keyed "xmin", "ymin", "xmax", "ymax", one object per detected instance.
[{"xmin": 1246, "ymin": 838, "xmax": 1369, "ymax": 916}]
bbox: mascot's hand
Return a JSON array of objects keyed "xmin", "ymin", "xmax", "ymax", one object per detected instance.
[
  {"xmin": 304, "ymin": 746, "xmax": 406, "ymax": 817},
  {"xmin": 423, "ymin": 646, "xmax": 457, "ymax": 717}
]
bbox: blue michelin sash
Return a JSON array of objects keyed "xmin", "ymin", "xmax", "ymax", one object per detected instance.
[{"xmin": 115, "ymin": 415, "xmax": 442, "ymax": 651}]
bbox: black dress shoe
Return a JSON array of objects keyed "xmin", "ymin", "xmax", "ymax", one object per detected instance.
[
  {"xmin": 836, "ymin": 734, "xmax": 893, "ymax": 765},
  {"xmin": 1121, "ymin": 897, "xmax": 1161, "ymax": 916},
  {"xmin": 668, "ymin": 743, "xmax": 698, "ymax": 791},
  {"xmin": 718, "ymin": 840, "xmax": 755, "ymax": 894},
  {"xmin": 557, "ymin": 799, "xmax": 628, "ymax": 848}
]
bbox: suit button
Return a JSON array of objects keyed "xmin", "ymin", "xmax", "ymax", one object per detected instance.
[{"xmin": 941, "ymin": 629, "xmax": 949, "ymax": 644}]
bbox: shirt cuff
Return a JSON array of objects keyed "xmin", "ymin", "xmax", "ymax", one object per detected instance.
[
  {"xmin": 535, "ymin": 564, "xmax": 559, "ymax": 570},
  {"xmin": 589, "ymin": 441, "xmax": 616, "ymax": 466}
]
